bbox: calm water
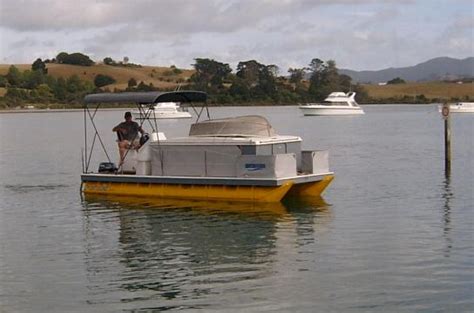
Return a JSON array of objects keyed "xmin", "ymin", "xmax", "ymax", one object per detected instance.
[{"xmin": 0, "ymin": 105, "xmax": 473, "ymax": 312}]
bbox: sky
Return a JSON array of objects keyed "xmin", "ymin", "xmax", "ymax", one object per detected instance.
[{"xmin": 0, "ymin": 0, "xmax": 472, "ymax": 72}]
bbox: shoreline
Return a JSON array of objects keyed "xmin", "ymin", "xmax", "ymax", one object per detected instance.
[
  {"xmin": 0, "ymin": 108, "xmax": 134, "ymax": 114},
  {"xmin": 0, "ymin": 103, "xmax": 440, "ymax": 114}
]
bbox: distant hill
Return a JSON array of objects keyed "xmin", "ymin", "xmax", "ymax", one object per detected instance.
[{"xmin": 340, "ymin": 57, "xmax": 474, "ymax": 83}]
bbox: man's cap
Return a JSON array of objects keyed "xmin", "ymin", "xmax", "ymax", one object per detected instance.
[{"xmin": 124, "ymin": 112, "xmax": 132, "ymax": 118}]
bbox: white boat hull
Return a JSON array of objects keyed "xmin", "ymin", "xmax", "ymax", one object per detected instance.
[
  {"xmin": 438, "ymin": 103, "xmax": 474, "ymax": 114},
  {"xmin": 449, "ymin": 108, "xmax": 474, "ymax": 113},
  {"xmin": 299, "ymin": 105, "xmax": 365, "ymax": 116},
  {"xmin": 449, "ymin": 103, "xmax": 474, "ymax": 113}
]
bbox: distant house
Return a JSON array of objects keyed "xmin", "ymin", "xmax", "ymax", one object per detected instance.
[{"xmin": 378, "ymin": 82, "xmax": 387, "ymax": 86}]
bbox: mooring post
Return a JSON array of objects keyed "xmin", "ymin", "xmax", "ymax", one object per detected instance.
[{"xmin": 441, "ymin": 102, "xmax": 451, "ymax": 175}]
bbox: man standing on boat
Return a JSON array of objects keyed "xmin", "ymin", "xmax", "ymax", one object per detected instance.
[{"xmin": 113, "ymin": 111, "xmax": 144, "ymax": 165}]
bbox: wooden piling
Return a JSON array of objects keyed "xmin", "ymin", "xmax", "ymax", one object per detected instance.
[{"xmin": 441, "ymin": 102, "xmax": 451, "ymax": 174}]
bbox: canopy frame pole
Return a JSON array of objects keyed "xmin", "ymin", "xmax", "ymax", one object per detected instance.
[
  {"xmin": 86, "ymin": 132, "xmax": 97, "ymax": 172},
  {"xmin": 83, "ymin": 104, "xmax": 87, "ymax": 173},
  {"xmin": 190, "ymin": 105, "xmax": 210, "ymax": 122},
  {"xmin": 138, "ymin": 103, "xmax": 158, "ymax": 133},
  {"xmin": 84, "ymin": 102, "xmax": 103, "ymax": 172},
  {"xmin": 82, "ymin": 90, "xmax": 209, "ymax": 173},
  {"xmin": 85, "ymin": 104, "xmax": 112, "ymax": 172}
]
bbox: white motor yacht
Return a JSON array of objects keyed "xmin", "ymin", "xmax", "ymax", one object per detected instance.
[
  {"xmin": 132, "ymin": 102, "xmax": 192, "ymax": 119},
  {"xmin": 299, "ymin": 92, "xmax": 364, "ymax": 115}
]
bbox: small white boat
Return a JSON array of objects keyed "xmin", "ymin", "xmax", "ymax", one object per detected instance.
[
  {"xmin": 299, "ymin": 92, "xmax": 364, "ymax": 115},
  {"xmin": 439, "ymin": 102, "xmax": 474, "ymax": 113},
  {"xmin": 132, "ymin": 102, "xmax": 192, "ymax": 119}
]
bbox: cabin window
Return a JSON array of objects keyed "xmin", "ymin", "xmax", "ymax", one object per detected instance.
[
  {"xmin": 256, "ymin": 145, "xmax": 272, "ymax": 155},
  {"xmin": 240, "ymin": 145, "xmax": 256, "ymax": 155},
  {"xmin": 245, "ymin": 143, "xmax": 301, "ymax": 156},
  {"xmin": 272, "ymin": 143, "xmax": 286, "ymax": 154},
  {"xmin": 286, "ymin": 142, "xmax": 300, "ymax": 154}
]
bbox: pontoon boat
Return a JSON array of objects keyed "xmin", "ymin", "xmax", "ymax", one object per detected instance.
[{"xmin": 81, "ymin": 91, "xmax": 334, "ymax": 202}]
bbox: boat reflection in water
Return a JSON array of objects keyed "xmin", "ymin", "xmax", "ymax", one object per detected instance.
[{"xmin": 81, "ymin": 195, "xmax": 331, "ymax": 309}]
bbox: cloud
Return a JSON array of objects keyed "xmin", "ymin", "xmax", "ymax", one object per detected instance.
[
  {"xmin": 0, "ymin": 0, "xmax": 411, "ymax": 32},
  {"xmin": 0, "ymin": 0, "xmax": 471, "ymax": 71}
]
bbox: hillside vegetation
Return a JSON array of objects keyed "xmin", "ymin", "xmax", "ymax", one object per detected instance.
[
  {"xmin": 1, "ymin": 54, "xmax": 473, "ymax": 109},
  {"xmin": 0, "ymin": 56, "xmax": 368, "ymax": 108},
  {"xmin": 0, "ymin": 63, "xmax": 193, "ymax": 90},
  {"xmin": 2, "ymin": 63, "xmax": 468, "ymax": 102}
]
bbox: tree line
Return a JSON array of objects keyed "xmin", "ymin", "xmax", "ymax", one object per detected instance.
[
  {"xmin": 188, "ymin": 58, "xmax": 368, "ymax": 105},
  {"xmin": 0, "ymin": 64, "xmax": 94, "ymax": 107},
  {"xmin": 0, "ymin": 51, "xmax": 369, "ymax": 108}
]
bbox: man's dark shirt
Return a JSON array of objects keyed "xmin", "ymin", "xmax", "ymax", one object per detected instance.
[{"xmin": 116, "ymin": 121, "xmax": 140, "ymax": 141}]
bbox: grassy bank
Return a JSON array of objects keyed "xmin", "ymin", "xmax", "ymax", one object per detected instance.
[
  {"xmin": 0, "ymin": 63, "xmax": 193, "ymax": 90},
  {"xmin": 363, "ymin": 82, "xmax": 473, "ymax": 103}
]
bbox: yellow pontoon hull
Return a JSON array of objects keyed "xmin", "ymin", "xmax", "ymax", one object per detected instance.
[{"xmin": 82, "ymin": 174, "xmax": 334, "ymax": 203}]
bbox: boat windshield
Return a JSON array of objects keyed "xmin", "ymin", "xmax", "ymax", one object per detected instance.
[{"xmin": 323, "ymin": 101, "xmax": 350, "ymax": 106}]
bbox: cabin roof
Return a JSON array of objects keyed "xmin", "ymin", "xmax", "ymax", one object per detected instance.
[
  {"xmin": 189, "ymin": 115, "xmax": 277, "ymax": 137},
  {"xmin": 84, "ymin": 91, "xmax": 207, "ymax": 104},
  {"xmin": 150, "ymin": 134, "xmax": 301, "ymax": 146}
]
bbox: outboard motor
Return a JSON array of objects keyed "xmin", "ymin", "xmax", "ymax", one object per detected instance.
[
  {"xmin": 140, "ymin": 133, "xmax": 150, "ymax": 146},
  {"xmin": 98, "ymin": 162, "xmax": 117, "ymax": 174}
]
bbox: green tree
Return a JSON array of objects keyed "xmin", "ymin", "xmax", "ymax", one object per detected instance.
[
  {"xmin": 288, "ymin": 68, "xmax": 305, "ymax": 85},
  {"xmin": 135, "ymin": 81, "xmax": 155, "ymax": 91},
  {"xmin": 267, "ymin": 64, "xmax": 279, "ymax": 77},
  {"xmin": 128, "ymin": 78, "xmax": 137, "ymax": 88},
  {"xmin": 387, "ymin": 77, "xmax": 406, "ymax": 84},
  {"xmin": 338, "ymin": 74, "xmax": 352, "ymax": 90},
  {"xmin": 307, "ymin": 58, "xmax": 353, "ymax": 100},
  {"xmin": 57, "ymin": 52, "xmax": 94, "ymax": 66},
  {"xmin": 5, "ymin": 88, "xmax": 29, "ymax": 100},
  {"xmin": 229, "ymin": 78, "xmax": 251, "ymax": 101},
  {"xmin": 191, "ymin": 58, "xmax": 232, "ymax": 91},
  {"xmin": 53, "ymin": 77, "xmax": 67, "ymax": 101},
  {"xmin": 66, "ymin": 75, "xmax": 83, "ymax": 93},
  {"xmin": 236, "ymin": 60, "xmax": 261, "ymax": 86},
  {"xmin": 353, "ymin": 84, "xmax": 369, "ymax": 103},
  {"xmin": 257, "ymin": 64, "xmax": 278, "ymax": 97},
  {"xmin": 32, "ymin": 58, "xmax": 48, "ymax": 74},
  {"xmin": 66, "ymin": 53, "xmax": 94, "ymax": 66},
  {"xmin": 5, "ymin": 65, "xmax": 22, "ymax": 86},
  {"xmin": 56, "ymin": 52, "xmax": 69, "ymax": 64},
  {"xmin": 94, "ymin": 74, "xmax": 116, "ymax": 87},
  {"xmin": 103, "ymin": 57, "xmax": 115, "ymax": 65},
  {"xmin": 307, "ymin": 58, "xmax": 327, "ymax": 99},
  {"xmin": 35, "ymin": 84, "xmax": 54, "ymax": 101},
  {"xmin": 324, "ymin": 61, "xmax": 339, "ymax": 86},
  {"xmin": 170, "ymin": 65, "xmax": 182, "ymax": 74},
  {"xmin": 235, "ymin": 60, "xmax": 278, "ymax": 99},
  {"xmin": 22, "ymin": 69, "xmax": 46, "ymax": 89}
]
